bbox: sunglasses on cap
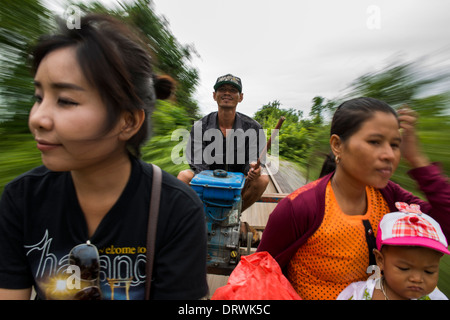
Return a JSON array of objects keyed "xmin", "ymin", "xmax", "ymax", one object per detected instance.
[{"xmin": 68, "ymin": 240, "xmax": 102, "ymax": 300}]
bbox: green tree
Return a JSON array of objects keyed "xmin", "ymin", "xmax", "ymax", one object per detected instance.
[
  {"xmin": 118, "ymin": 0, "xmax": 201, "ymax": 120},
  {"xmin": 346, "ymin": 59, "xmax": 448, "ymax": 108},
  {"xmin": 75, "ymin": 0, "xmax": 201, "ymax": 120},
  {"xmin": 254, "ymin": 98, "xmax": 330, "ymax": 166},
  {"xmin": 308, "ymin": 96, "xmax": 325, "ymax": 125},
  {"xmin": 0, "ymin": 0, "xmax": 54, "ymax": 194},
  {"xmin": 141, "ymin": 100, "xmax": 192, "ymax": 176},
  {"xmin": 0, "ymin": 0, "xmax": 54, "ymax": 134}
]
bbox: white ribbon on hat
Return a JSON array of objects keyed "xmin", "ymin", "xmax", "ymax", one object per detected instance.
[{"xmin": 395, "ymin": 202, "xmax": 422, "ymax": 215}]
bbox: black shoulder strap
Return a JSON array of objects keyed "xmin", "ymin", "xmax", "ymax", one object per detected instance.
[
  {"xmin": 362, "ymin": 219, "xmax": 377, "ymax": 266},
  {"xmin": 145, "ymin": 164, "xmax": 162, "ymax": 300}
]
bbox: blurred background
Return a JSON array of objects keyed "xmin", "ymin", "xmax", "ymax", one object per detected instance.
[{"xmin": 1, "ymin": 0, "xmax": 449, "ymax": 297}]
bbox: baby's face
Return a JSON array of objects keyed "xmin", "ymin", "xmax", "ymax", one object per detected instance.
[{"xmin": 381, "ymin": 246, "xmax": 442, "ymax": 299}]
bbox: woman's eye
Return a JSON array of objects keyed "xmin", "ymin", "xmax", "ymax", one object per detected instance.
[
  {"xmin": 58, "ymin": 98, "xmax": 79, "ymax": 106},
  {"xmin": 32, "ymin": 95, "xmax": 79, "ymax": 107}
]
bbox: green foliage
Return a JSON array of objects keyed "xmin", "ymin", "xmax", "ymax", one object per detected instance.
[
  {"xmin": 0, "ymin": 0, "xmax": 54, "ymax": 133},
  {"xmin": 141, "ymin": 100, "xmax": 191, "ymax": 176},
  {"xmin": 347, "ymin": 60, "xmax": 449, "ymax": 108},
  {"xmin": 253, "ymin": 97, "xmax": 334, "ymax": 172},
  {"xmin": 0, "ymin": 0, "xmax": 53, "ymax": 193},
  {"xmin": 113, "ymin": 0, "xmax": 201, "ymax": 120},
  {"xmin": 0, "ymin": 134, "xmax": 42, "ymax": 194}
]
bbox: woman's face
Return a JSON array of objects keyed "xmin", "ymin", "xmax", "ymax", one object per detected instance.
[
  {"xmin": 29, "ymin": 46, "xmax": 127, "ymax": 172},
  {"xmin": 334, "ymin": 111, "xmax": 402, "ymax": 189}
]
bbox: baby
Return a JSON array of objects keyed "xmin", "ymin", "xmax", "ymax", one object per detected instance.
[{"xmin": 338, "ymin": 202, "xmax": 449, "ymax": 300}]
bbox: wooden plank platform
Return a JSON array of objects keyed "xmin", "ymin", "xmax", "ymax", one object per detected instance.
[{"xmin": 206, "ymin": 274, "xmax": 229, "ymax": 299}]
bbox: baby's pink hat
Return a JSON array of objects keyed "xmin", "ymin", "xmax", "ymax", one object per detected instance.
[{"xmin": 376, "ymin": 202, "xmax": 450, "ymax": 255}]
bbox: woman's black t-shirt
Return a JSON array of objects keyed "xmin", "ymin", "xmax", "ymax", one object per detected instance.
[{"xmin": 0, "ymin": 157, "xmax": 208, "ymax": 300}]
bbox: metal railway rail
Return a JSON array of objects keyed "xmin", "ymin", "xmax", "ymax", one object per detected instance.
[
  {"xmin": 259, "ymin": 163, "xmax": 289, "ymax": 202},
  {"xmin": 240, "ymin": 164, "xmax": 289, "ymax": 234}
]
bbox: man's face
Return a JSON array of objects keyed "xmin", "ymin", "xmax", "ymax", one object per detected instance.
[{"xmin": 213, "ymin": 84, "xmax": 243, "ymax": 109}]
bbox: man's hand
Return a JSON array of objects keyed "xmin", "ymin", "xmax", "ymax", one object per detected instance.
[{"xmin": 247, "ymin": 162, "xmax": 261, "ymax": 181}]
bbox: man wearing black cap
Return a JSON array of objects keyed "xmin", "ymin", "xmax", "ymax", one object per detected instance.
[{"xmin": 178, "ymin": 74, "xmax": 269, "ymax": 212}]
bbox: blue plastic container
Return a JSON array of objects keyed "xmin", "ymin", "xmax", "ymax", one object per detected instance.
[{"xmin": 190, "ymin": 169, "xmax": 245, "ymax": 202}]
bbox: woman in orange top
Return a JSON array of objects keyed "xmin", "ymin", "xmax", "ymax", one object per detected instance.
[{"xmin": 257, "ymin": 97, "xmax": 450, "ymax": 299}]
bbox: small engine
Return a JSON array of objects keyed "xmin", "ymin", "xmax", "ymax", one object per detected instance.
[{"xmin": 190, "ymin": 169, "xmax": 245, "ymax": 274}]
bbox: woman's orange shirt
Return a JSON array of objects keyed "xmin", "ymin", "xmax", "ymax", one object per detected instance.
[{"xmin": 287, "ymin": 182, "xmax": 389, "ymax": 300}]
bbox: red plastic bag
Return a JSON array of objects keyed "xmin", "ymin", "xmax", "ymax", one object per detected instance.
[{"xmin": 211, "ymin": 251, "xmax": 302, "ymax": 300}]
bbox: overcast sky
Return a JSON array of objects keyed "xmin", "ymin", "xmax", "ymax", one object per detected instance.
[
  {"xmin": 48, "ymin": 0, "xmax": 450, "ymax": 118},
  {"xmin": 149, "ymin": 0, "xmax": 450, "ymax": 118}
]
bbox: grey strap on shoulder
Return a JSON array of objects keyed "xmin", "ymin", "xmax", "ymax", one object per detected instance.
[{"xmin": 145, "ymin": 164, "xmax": 162, "ymax": 300}]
